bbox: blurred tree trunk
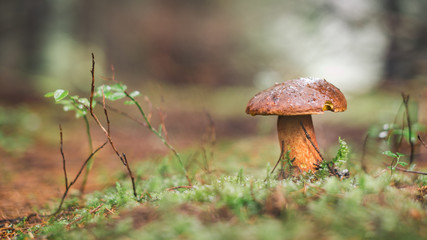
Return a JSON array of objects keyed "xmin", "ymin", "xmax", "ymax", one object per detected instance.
[
  {"xmin": 382, "ymin": 0, "xmax": 427, "ymax": 84},
  {"xmin": 0, "ymin": 0, "xmax": 51, "ymax": 103}
]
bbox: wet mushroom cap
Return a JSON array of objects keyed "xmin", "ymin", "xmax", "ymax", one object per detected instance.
[{"xmin": 245, "ymin": 77, "xmax": 347, "ymax": 116}]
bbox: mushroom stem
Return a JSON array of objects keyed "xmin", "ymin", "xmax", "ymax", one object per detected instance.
[{"xmin": 277, "ymin": 115, "xmax": 321, "ymax": 172}]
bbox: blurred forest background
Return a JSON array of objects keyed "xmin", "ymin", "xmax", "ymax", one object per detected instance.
[{"xmin": 1, "ymin": 0, "xmax": 426, "ymax": 102}]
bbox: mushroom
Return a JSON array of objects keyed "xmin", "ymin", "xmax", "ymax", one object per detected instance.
[{"xmin": 245, "ymin": 77, "xmax": 347, "ymax": 172}]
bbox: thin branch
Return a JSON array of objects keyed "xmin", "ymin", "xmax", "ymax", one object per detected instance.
[
  {"xmin": 390, "ymin": 157, "xmax": 398, "ymax": 175},
  {"xmin": 395, "ymin": 167, "xmax": 427, "ymax": 175},
  {"xmin": 59, "ymin": 125, "xmax": 68, "ymax": 189},
  {"xmin": 87, "ymin": 54, "xmax": 138, "ymax": 197},
  {"xmin": 205, "ymin": 111, "xmax": 216, "ymax": 145},
  {"xmin": 402, "ymin": 93, "xmax": 415, "ymax": 164},
  {"xmin": 68, "ymin": 141, "xmax": 108, "ymax": 187},
  {"xmin": 101, "ymin": 102, "xmax": 147, "ymax": 127},
  {"xmin": 88, "ymin": 54, "xmax": 122, "ymax": 160},
  {"xmin": 144, "ymin": 96, "xmax": 153, "ymax": 124},
  {"xmin": 124, "ymin": 91, "xmax": 192, "ymax": 185},
  {"xmin": 100, "ymin": 70, "xmax": 191, "ymax": 185},
  {"xmin": 383, "ymin": 163, "xmax": 427, "ymax": 175},
  {"xmin": 271, "ymin": 140, "xmax": 285, "ymax": 174},
  {"xmin": 52, "ymin": 137, "xmax": 107, "ymax": 216},
  {"xmin": 167, "ymin": 186, "xmax": 193, "ymax": 191},
  {"xmin": 157, "ymin": 106, "xmax": 168, "ymax": 142},
  {"xmin": 201, "ymin": 111, "xmax": 216, "ymax": 172},
  {"xmin": 395, "ymin": 111, "xmax": 405, "ymax": 151},
  {"xmin": 419, "ymin": 135, "xmax": 427, "ymax": 149},
  {"xmin": 102, "ymin": 86, "xmax": 111, "ymax": 135},
  {"xmin": 360, "ymin": 134, "xmax": 369, "ymax": 173},
  {"xmin": 90, "ymin": 53, "xmax": 95, "ymax": 114},
  {"xmin": 111, "ymin": 64, "xmax": 115, "ymax": 81},
  {"xmin": 122, "ymin": 153, "xmax": 137, "ymax": 198},
  {"xmin": 300, "ymin": 121, "xmax": 324, "ymax": 162},
  {"xmin": 79, "ymin": 115, "xmax": 94, "ymax": 194}
]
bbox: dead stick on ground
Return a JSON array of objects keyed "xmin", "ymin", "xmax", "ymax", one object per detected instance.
[
  {"xmin": 66, "ymin": 203, "xmax": 104, "ymax": 228},
  {"xmin": 167, "ymin": 186, "xmax": 193, "ymax": 191},
  {"xmin": 383, "ymin": 163, "xmax": 427, "ymax": 175},
  {"xmin": 395, "ymin": 167, "xmax": 427, "ymax": 175}
]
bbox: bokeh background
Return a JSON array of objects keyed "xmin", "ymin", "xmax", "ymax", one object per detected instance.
[
  {"xmin": 0, "ymin": 0, "xmax": 426, "ymax": 218},
  {"xmin": 2, "ymin": 0, "xmax": 427, "ymax": 96}
]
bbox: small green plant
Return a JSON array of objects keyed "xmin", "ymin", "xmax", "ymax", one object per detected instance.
[
  {"xmin": 382, "ymin": 150, "xmax": 406, "ymax": 174},
  {"xmin": 282, "ymin": 150, "xmax": 295, "ymax": 175},
  {"xmin": 363, "ymin": 93, "xmax": 426, "ymax": 168},
  {"xmin": 316, "ymin": 137, "xmax": 349, "ymax": 178},
  {"xmin": 44, "ymin": 54, "xmax": 191, "ymax": 215}
]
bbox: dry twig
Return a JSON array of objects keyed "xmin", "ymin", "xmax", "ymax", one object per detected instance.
[
  {"xmin": 88, "ymin": 53, "xmax": 138, "ymax": 198},
  {"xmin": 395, "ymin": 167, "xmax": 427, "ymax": 175},
  {"xmin": 100, "ymin": 102, "xmax": 147, "ymax": 127},
  {"xmin": 167, "ymin": 186, "xmax": 193, "ymax": 191},
  {"xmin": 360, "ymin": 134, "xmax": 369, "ymax": 173},
  {"xmin": 270, "ymin": 140, "xmax": 285, "ymax": 175},
  {"xmin": 122, "ymin": 153, "xmax": 137, "ymax": 197},
  {"xmin": 401, "ymin": 93, "xmax": 415, "ymax": 164},
  {"xmin": 66, "ymin": 203, "xmax": 104, "ymax": 229},
  {"xmin": 53, "ymin": 125, "xmax": 107, "ymax": 216},
  {"xmin": 300, "ymin": 121, "xmax": 324, "ymax": 162},
  {"xmin": 419, "ymin": 135, "xmax": 427, "ymax": 149}
]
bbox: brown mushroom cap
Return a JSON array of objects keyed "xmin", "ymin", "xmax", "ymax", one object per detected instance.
[{"xmin": 246, "ymin": 77, "xmax": 347, "ymax": 116}]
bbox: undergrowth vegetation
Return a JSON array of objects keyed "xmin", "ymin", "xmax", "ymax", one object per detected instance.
[
  {"xmin": 13, "ymin": 155, "xmax": 427, "ymax": 239},
  {"xmin": 3, "ymin": 56, "xmax": 426, "ymax": 239}
]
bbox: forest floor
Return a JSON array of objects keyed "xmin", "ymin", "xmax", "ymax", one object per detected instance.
[{"xmin": 0, "ymin": 84, "xmax": 426, "ymax": 239}]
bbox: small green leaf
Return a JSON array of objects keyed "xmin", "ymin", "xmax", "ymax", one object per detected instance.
[
  {"xmin": 53, "ymin": 89, "xmax": 69, "ymax": 102},
  {"xmin": 108, "ymin": 92, "xmax": 126, "ymax": 101},
  {"xmin": 78, "ymin": 98, "xmax": 90, "ymax": 107},
  {"xmin": 396, "ymin": 152, "xmax": 405, "ymax": 157},
  {"xmin": 70, "ymin": 95, "xmax": 80, "ymax": 101},
  {"xmin": 129, "ymin": 91, "xmax": 140, "ymax": 98},
  {"xmin": 382, "ymin": 151, "xmax": 397, "ymax": 158},
  {"xmin": 44, "ymin": 92, "xmax": 54, "ymax": 97},
  {"xmin": 111, "ymin": 83, "xmax": 127, "ymax": 91},
  {"xmin": 124, "ymin": 100, "xmax": 135, "ymax": 105},
  {"xmin": 75, "ymin": 109, "xmax": 87, "ymax": 118},
  {"xmin": 398, "ymin": 161, "xmax": 408, "ymax": 166},
  {"xmin": 158, "ymin": 124, "xmax": 163, "ymax": 134}
]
